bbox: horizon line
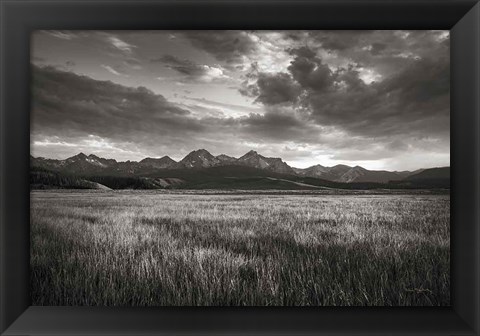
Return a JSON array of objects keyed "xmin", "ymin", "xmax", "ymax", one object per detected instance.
[{"xmin": 30, "ymin": 150, "xmax": 450, "ymax": 173}]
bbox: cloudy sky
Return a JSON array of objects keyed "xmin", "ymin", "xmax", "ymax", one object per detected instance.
[{"xmin": 31, "ymin": 30, "xmax": 450, "ymax": 170}]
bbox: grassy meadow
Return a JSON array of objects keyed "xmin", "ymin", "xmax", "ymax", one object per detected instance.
[{"xmin": 30, "ymin": 190, "xmax": 450, "ymax": 306}]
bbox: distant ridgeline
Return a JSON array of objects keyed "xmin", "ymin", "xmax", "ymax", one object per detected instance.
[{"xmin": 30, "ymin": 150, "xmax": 450, "ymax": 190}]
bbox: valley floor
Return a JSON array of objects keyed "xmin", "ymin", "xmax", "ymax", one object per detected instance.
[{"xmin": 30, "ymin": 190, "xmax": 450, "ymax": 306}]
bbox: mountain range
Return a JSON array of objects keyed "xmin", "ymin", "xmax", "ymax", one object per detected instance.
[{"xmin": 30, "ymin": 149, "xmax": 450, "ymax": 190}]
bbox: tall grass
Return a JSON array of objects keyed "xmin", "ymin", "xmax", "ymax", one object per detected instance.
[{"xmin": 30, "ymin": 190, "xmax": 450, "ymax": 306}]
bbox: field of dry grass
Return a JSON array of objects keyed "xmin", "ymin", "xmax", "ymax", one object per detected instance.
[{"xmin": 30, "ymin": 190, "xmax": 450, "ymax": 306}]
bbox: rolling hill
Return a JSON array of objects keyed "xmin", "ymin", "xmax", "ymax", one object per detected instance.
[{"xmin": 406, "ymin": 167, "xmax": 450, "ymax": 181}]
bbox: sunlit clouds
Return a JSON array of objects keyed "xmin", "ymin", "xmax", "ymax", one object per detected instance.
[{"xmin": 31, "ymin": 30, "xmax": 450, "ymax": 170}]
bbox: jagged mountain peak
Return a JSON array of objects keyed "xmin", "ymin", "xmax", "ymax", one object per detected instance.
[
  {"xmin": 192, "ymin": 148, "xmax": 211, "ymax": 155},
  {"xmin": 240, "ymin": 150, "xmax": 260, "ymax": 158},
  {"xmin": 237, "ymin": 150, "xmax": 295, "ymax": 174},
  {"xmin": 70, "ymin": 152, "xmax": 87, "ymax": 159},
  {"xmin": 309, "ymin": 164, "xmax": 326, "ymax": 168},
  {"xmin": 180, "ymin": 149, "xmax": 219, "ymax": 168},
  {"xmin": 183, "ymin": 149, "xmax": 214, "ymax": 158},
  {"xmin": 30, "ymin": 150, "xmax": 445, "ymax": 184}
]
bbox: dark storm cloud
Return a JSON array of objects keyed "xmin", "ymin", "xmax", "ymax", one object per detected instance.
[
  {"xmin": 369, "ymin": 42, "xmax": 387, "ymax": 56},
  {"xmin": 254, "ymin": 73, "xmax": 301, "ymax": 105},
  {"xmin": 308, "ymin": 30, "xmax": 375, "ymax": 52},
  {"xmin": 180, "ymin": 31, "xmax": 257, "ymax": 65},
  {"xmin": 387, "ymin": 139, "xmax": 409, "ymax": 151},
  {"xmin": 153, "ymin": 54, "xmax": 206, "ymax": 77},
  {"xmin": 288, "ymin": 47, "xmax": 335, "ymax": 91},
  {"xmin": 241, "ymin": 111, "xmax": 302, "ymax": 129},
  {"xmin": 235, "ymin": 106, "xmax": 323, "ymax": 144},
  {"xmin": 379, "ymin": 56, "xmax": 449, "ymax": 103},
  {"xmin": 152, "ymin": 54, "xmax": 226, "ymax": 82},
  {"xmin": 32, "ymin": 65, "xmax": 205, "ymax": 146},
  {"xmin": 243, "ymin": 40, "xmax": 449, "ymax": 139},
  {"xmin": 288, "ymin": 46, "xmax": 316, "ymax": 59},
  {"xmin": 308, "ymin": 59, "xmax": 449, "ymax": 137},
  {"xmin": 310, "ymin": 30, "xmax": 450, "ymax": 77}
]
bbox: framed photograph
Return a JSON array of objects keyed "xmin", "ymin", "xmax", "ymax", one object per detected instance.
[{"xmin": 1, "ymin": 0, "xmax": 479, "ymax": 335}]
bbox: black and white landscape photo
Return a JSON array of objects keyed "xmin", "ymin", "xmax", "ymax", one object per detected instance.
[{"xmin": 30, "ymin": 30, "xmax": 450, "ymax": 306}]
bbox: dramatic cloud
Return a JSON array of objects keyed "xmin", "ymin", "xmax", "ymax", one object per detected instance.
[
  {"xmin": 287, "ymin": 47, "xmax": 335, "ymax": 91},
  {"xmin": 152, "ymin": 54, "xmax": 227, "ymax": 82},
  {"xmin": 31, "ymin": 65, "xmax": 305, "ymax": 161},
  {"xmin": 309, "ymin": 30, "xmax": 375, "ymax": 52},
  {"xmin": 253, "ymin": 73, "xmax": 301, "ymax": 105},
  {"xmin": 238, "ymin": 109, "xmax": 320, "ymax": 143},
  {"xmin": 30, "ymin": 30, "xmax": 450, "ymax": 170},
  {"xmin": 243, "ymin": 42, "xmax": 449, "ymax": 139},
  {"xmin": 32, "ymin": 65, "xmax": 205, "ymax": 156},
  {"xmin": 180, "ymin": 31, "xmax": 257, "ymax": 66}
]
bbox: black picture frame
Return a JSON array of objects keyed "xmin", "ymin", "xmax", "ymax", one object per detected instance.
[{"xmin": 1, "ymin": 0, "xmax": 479, "ymax": 335}]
